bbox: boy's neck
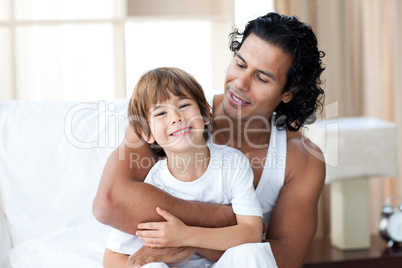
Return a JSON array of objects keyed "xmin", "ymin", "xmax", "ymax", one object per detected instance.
[{"xmin": 165, "ymin": 144, "xmax": 210, "ymax": 182}]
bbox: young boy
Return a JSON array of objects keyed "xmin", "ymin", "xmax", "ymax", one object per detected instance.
[{"xmin": 105, "ymin": 67, "xmax": 262, "ymax": 268}]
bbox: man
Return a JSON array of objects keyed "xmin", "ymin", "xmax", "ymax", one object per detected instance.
[{"xmin": 94, "ymin": 12, "xmax": 326, "ymax": 268}]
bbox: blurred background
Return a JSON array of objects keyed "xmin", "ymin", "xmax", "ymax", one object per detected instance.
[
  {"xmin": 0, "ymin": 0, "xmax": 273, "ymax": 101},
  {"xmin": 0, "ymin": 0, "xmax": 401, "ymax": 242}
]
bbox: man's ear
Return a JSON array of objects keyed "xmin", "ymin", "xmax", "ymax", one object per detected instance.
[{"xmin": 282, "ymin": 89, "xmax": 294, "ymax": 104}]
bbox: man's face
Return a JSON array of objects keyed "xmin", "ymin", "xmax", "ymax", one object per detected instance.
[{"xmin": 223, "ymin": 33, "xmax": 293, "ymax": 123}]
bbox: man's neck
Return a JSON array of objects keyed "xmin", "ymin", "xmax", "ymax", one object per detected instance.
[
  {"xmin": 165, "ymin": 145, "xmax": 210, "ymax": 182},
  {"xmin": 212, "ymin": 94, "xmax": 271, "ymax": 149}
]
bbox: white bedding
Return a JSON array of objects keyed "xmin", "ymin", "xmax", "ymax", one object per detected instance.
[
  {"xmin": 9, "ymin": 219, "xmax": 111, "ymax": 268},
  {"xmin": 0, "ymin": 98, "xmax": 129, "ymax": 267}
]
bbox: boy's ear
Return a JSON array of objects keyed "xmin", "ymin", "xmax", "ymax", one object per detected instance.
[
  {"xmin": 282, "ymin": 89, "xmax": 294, "ymax": 104},
  {"xmin": 145, "ymin": 134, "xmax": 155, "ymax": 144},
  {"xmin": 138, "ymin": 127, "xmax": 155, "ymax": 144},
  {"xmin": 204, "ymin": 103, "xmax": 211, "ymax": 125}
]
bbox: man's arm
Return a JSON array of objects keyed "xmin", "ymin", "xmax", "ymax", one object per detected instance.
[
  {"xmin": 92, "ymin": 127, "xmax": 237, "ymax": 235},
  {"xmin": 103, "ymin": 249, "xmax": 128, "ymax": 268},
  {"xmin": 104, "ymin": 247, "xmax": 197, "ymax": 268},
  {"xmin": 266, "ymin": 134, "xmax": 325, "ymax": 268},
  {"xmin": 137, "ymin": 207, "xmax": 262, "ymax": 251}
]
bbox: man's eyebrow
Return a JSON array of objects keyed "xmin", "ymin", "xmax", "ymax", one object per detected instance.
[
  {"xmin": 236, "ymin": 53, "xmax": 246, "ymax": 63},
  {"xmin": 236, "ymin": 53, "xmax": 277, "ymax": 82}
]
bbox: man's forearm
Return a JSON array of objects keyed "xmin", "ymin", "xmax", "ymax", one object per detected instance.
[
  {"xmin": 103, "ymin": 249, "xmax": 128, "ymax": 268},
  {"xmin": 196, "ymin": 248, "xmax": 224, "ymax": 262},
  {"xmin": 94, "ymin": 177, "xmax": 237, "ymax": 235},
  {"xmin": 185, "ymin": 201, "xmax": 237, "ymax": 228}
]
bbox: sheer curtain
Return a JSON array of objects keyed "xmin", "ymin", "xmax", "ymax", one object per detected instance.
[
  {"xmin": 0, "ymin": 0, "xmax": 234, "ymax": 102},
  {"xmin": 275, "ymin": 0, "xmax": 402, "ymax": 238}
]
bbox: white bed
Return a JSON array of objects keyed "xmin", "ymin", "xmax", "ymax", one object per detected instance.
[{"xmin": 0, "ymin": 98, "xmax": 130, "ymax": 267}]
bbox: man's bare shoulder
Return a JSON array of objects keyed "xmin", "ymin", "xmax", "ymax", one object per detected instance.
[
  {"xmin": 285, "ymin": 130, "xmax": 325, "ymax": 186},
  {"xmin": 286, "ymin": 130, "xmax": 323, "ymax": 160}
]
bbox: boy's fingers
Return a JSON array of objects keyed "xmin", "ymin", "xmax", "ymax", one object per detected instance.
[
  {"xmin": 140, "ymin": 236, "xmax": 159, "ymax": 243},
  {"xmin": 156, "ymin": 207, "xmax": 177, "ymax": 221},
  {"xmin": 138, "ymin": 222, "xmax": 160, "ymax": 230},
  {"xmin": 136, "ymin": 230, "xmax": 160, "ymax": 238},
  {"xmin": 143, "ymin": 242, "xmax": 162, "ymax": 248}
]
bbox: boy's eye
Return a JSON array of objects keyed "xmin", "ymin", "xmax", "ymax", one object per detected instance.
[
  {"xmin": 179, "ymin": 103, "xmax": 190, "ymax": 109},
  {"xmin": 155, "ymin": 111, "xmax": 166, "ymax": 117}
]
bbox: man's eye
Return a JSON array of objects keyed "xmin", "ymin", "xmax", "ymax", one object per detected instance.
[
  {"xmin": 237, "ymin": 63, "xmax": 246, "ymax": 69},
  {"xmin": 257, "ymin": 75, "xmax": 268, "ymax": 83}
]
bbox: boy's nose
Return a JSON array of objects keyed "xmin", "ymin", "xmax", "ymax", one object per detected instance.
[{"xmin": 170, "ymin": 110, "xmax": 183, "ymax": 124}]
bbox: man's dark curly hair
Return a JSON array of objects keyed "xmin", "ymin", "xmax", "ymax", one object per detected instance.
[{"xmin": 229, "ymin": 12, "xmax": 325, "ymax": 131}]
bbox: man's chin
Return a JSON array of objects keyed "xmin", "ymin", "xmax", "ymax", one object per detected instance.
[{"xmin": 222, "ymin": 100, "xmax": 245, "ymax": 119}]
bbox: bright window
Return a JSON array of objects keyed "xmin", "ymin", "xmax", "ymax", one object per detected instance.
[
  {"xmin": 0, "ymin": 27, "xmax": 11, "ymax": 100},
  {"xmin": 15, "ymin": 24, "xmax": 114, "ymax": 100},
  {"xmin": 14, "ymin": 0, "xmax": 114, "ymax": 20},
  {"xmin": 125, "ymin": 20, "xmax": 212, "ymax": 96},
  {"xmin": 0, "ymin": 1, "xmax": 9, "ymax": 20},
  {"xmin": 0, "ymin": 0, "xmax": 274, "ymax": 102}
]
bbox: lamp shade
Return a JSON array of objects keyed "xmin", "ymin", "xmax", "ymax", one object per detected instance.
[{"xmin": 303, "ymin": 117, "xmax": 398, "ymax": 183}]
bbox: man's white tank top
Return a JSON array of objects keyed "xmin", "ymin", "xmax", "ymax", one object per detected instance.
[{"xmin": 207, "ymin": 91, "xmax": 287, "ymax": 228}]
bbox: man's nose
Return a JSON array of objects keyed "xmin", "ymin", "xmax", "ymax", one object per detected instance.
[{"xmin": 234, "ymin": 70, "xmax": 251, "ymax": 92}]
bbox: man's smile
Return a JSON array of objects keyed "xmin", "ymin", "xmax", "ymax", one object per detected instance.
[{"xmin": 229, "ymin": 91, "xmax": 251, "ymax": 107}]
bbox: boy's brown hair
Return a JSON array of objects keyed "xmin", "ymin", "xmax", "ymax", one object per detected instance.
[{"xmin": 128, "ymin": 67, "xmax": 210, "ymax": 148}]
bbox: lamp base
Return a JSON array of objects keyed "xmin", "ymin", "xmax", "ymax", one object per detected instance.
[{"xmin": 330, "ymin": 177, "xmax": 370, "ymax": 250}]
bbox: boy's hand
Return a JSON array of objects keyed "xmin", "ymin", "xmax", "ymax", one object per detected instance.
[{"xmin": 137, "ymin": 207, "xmax": 189, "ymax": 248}]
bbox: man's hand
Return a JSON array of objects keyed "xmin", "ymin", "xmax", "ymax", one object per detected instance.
[
  {"xmin": 137, "ymin": 207, "xmax": 189, "ymax": 248},
  {"xmin": 126, "ymin": 246, "xmax": 195, "ymax": 267}
]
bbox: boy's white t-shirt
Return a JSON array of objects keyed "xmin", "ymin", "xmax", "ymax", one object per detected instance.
[
  {"xmin": 205, "ymin": 90, "xmax": 287, "ymax": 229},
  {"xmin": 106, "ymin": 142, "xmax": 262, "ymax": 258}
]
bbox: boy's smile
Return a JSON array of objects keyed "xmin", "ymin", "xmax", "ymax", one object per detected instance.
[
  {"xmin": 169, "ymin": 127, "xmax": 192, "ymax": 137},
  {"xmin": 147, "ymin": 92, "xmax": 208, "ymax": 154}
]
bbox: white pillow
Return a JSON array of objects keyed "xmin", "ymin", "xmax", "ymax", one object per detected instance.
[{"xmin": 0, "ymin": 98, "xmax": 129, "ymax": 247}]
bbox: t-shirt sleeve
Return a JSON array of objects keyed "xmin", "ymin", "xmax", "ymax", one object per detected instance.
[
  {"xmin": 106, "ymin": 228, "xmax": 144, "ymax": 255},
  {"xmin": 230, "ymin": 151, "xmax": 263, "ymax": 217}
]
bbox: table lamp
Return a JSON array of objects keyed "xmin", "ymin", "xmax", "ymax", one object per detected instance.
[{"xmin": 303, "ymin": 117, "xmax": 398, "ymax": 250}]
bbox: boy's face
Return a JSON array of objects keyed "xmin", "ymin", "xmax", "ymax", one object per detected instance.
[
  {"xmin": 145, "ymin": 91, "xmax": 208, "ymax": 154},
  {"xmin": 223, "ymin": 33, "xmax": 293, "ymax": 123}
]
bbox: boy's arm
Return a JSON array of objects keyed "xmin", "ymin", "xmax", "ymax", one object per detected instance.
[
  {"xmin": 137, "ymin": 207, "xmax": 262, "ymax": 251},
  {"xmin": 186, "ymin": 214, "xmax": 262, "ymax": 251},
  {"xmin": 92, "ymin": 127, "xmax": 237, "ymax": 235}
]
